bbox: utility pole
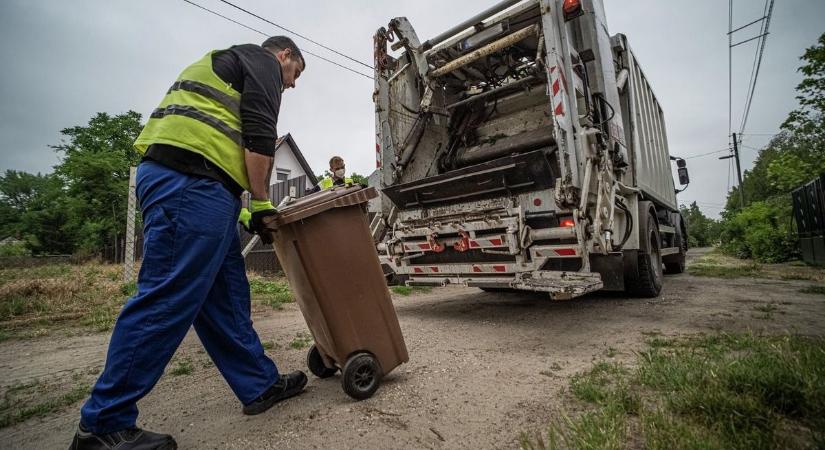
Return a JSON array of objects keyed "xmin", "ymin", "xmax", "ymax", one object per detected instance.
[{"xmin": 719, "ymin": 132, "xmax": 745, "ymax": 209}]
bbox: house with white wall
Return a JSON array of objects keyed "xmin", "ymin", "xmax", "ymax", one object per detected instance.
[{"xmin": 269, "ymin": 133, "xmax": 318, "ymax": 189}]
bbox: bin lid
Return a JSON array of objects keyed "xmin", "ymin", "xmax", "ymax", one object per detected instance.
[{"xmin": 262, "ymin": 185, "xmax": 377, "ymax": 228}]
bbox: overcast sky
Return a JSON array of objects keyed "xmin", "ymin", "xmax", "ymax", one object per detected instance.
[{"xmin": 1, "ymin": 0, "xmax": 823, "ymax": 217}]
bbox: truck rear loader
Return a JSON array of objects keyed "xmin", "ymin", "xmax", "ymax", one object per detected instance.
[{"xmin": 369, "ymin": 0, "xmax": 691, "ymax": 299}]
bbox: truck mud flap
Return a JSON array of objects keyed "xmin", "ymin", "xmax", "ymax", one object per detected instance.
[{"xmin": 383, "ymin": 150, "xmax": 555, "ymax": 209}]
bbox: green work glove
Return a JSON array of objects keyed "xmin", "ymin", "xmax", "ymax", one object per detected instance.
[
  {"xmin": 250, "ymin": 199, "xmax": 278, "ymax": 244},
  {"xmin": 238, "ymin": 207, "xmax": 253, "ymax": 233}
]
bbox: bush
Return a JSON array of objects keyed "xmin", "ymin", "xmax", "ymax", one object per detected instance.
[
  {"xmin": 0, "ymin": 242, "xmax": 29, "ymax": 257},
  {"xmin": 720, "ymin": 196, "xmax": 797, "ymax": 263}
]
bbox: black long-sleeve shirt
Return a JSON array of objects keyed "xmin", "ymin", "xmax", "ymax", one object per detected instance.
[{"xmin": 144, "ymin": 44, "xmax": 284, "ymax": 197}]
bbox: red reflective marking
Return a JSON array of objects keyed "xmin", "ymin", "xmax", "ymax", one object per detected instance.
[
  {"xmin": 430, "ymin": 266, "xmax": 439, "ymax": 273},
  {"xmin": 555, "ymin": 103, "xmax": 564, "ymax": 116},
  {"xmin": 552, "ymin": 79, "xmax": 560, "ymax": 95},
  {"xmin": 418, "ymin": 243, "xmax": 431, "ymax": 250},
  {"xmin": 414, "ymin": 267, "xmax": 423, "ymax": 273},
  {"xmin": 469, "ymin": 241, "xmax": 480, "ymax": 248},
  {"xmin": 490, "ymin": 238, "xmax": 503, "ymax": 246},
  {"xmin": 533, "ymin": 198, "xmax": 542, "ymax": 207},
  {"xmin": 493, "ymin": 265, "xmax": 506, "ymax": 272},
  {"xmin": 555, "ymin": 248, "xmax": 577, "ymax": 256},
  {"xmin": 473, "ymin": 266, "xmax": 482, "ymax": 273}
]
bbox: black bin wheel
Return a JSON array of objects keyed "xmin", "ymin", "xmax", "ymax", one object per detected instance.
[
  {"xmin": 341, "ymin": 352, "xmax": 382, "ymax": 400},
  {"xmin": 307, "ymin": 345, "xmax": 337, "ymax": 379}
]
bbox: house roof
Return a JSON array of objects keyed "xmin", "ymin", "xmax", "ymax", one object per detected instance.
[{"xmin": 274, "ymin": 133, "xmax": 318, "ymax": 185}]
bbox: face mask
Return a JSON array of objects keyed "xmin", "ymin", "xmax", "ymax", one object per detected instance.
[{"xmin": 334, "ymin": 169, "xmax": 345, "ymax": 178}]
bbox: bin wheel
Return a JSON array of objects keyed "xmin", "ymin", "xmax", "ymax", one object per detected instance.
[
  {"xmin": 341, "ymin": 352, "xmax": 382, "ymax": 400},
  {"xmin": 307, "ymin": 345, "xmax": 337, "ymax": 379}
]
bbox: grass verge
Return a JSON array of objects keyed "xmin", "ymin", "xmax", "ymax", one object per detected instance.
[
  {"xmin": 249, "ymin": 278, "xmax": 293, "ymax": 310},
  {"xmin": 799, "ymin": 285, "xmax": 825, "ymax": 296},
  {"xmin": 289, "ymin": 332, "xmax": 313, "ymax": 350},
  {"xmin": 688, "ymin": 249, "xmax": 825, "ymax": 281},
  {"xmin": 0, "ymin": 263, "xmax": 130, "ymax": 336},
  {"xmin": 0, "ymin": 380, "xmax": 90, "ymax": 429},
  {"xmin": 169, "ymin": 359, "xmax": 193, "ymax": 376},
  {"xmin": 391, "ymin": 286, "xmax": 432, "ymax": 296},
  {"xmin": 520, "ymin": 333, "xmax": 825, "ymax": 450}
]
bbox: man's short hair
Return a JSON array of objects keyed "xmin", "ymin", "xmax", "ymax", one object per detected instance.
[
  {"xmin": 262, "ymin": 36, "xmax": 306, "ymax": 69},
  {"xmin": 329, "ymin": 156, "xmax": 344, "ymax": 168}
]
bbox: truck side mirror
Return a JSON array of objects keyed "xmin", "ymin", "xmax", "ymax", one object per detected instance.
[
  {"xmin": 676, "ymin": 159, "xmax": 689, "ymax": 185},
  {"xmin": 678, "ymin": 167, "xmax": 690, "ymax": 185}
]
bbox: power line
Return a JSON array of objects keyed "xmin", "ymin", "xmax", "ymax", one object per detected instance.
[
  {"xmin": 738, "ymin": 0, "xmax": 775, "ymax": 136},
  {"xmin": 683, "ymin": 148, "xmax": 730, "ymax": 159},
  {"xmin": 740, "ymin": 144, "xmax": 762, "ymax": 151},
  {"xmin": 181, "ymin": 0, "xmax": 374, "ymax": 80},
  {"xmin": 215, "ymin": 0, "xmax": 374, "ymax": 71}
]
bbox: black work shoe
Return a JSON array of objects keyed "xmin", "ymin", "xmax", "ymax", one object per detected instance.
[
  {"xmin": 242, "ymin": 370, "xmax": 308, "ymax": 415},
  {"xmin": 69, "ymin": 425, "xmax": 177, "ymax": 450}
]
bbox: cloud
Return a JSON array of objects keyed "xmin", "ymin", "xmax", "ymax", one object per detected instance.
[{"xmin": 1, "ymin": 0, "xmax": 822, "ymax": 217}]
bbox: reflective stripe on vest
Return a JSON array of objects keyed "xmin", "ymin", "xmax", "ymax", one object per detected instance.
[
  {"xmin": 319, "ymin": 177, "xmax": 353, "ymax": 190},
  {"xmin": 167, "ymin": 80, "xmax": 241, "ymax": 115},
  {"xmin": 149, "ymin": 104, "xmax": 242, "ymax": 146},
  {"xmin": 134, "ymin": 50, "xmax": 249, "ymax": 190}
]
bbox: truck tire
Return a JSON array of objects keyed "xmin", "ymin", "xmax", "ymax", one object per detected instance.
[
  {"xmin": 627, "ymin": 207, "xmax": 663, "ymax": 297},
  {"xmin": 664, "ymin": 219, "xmax": 686, "ymax": 274}
]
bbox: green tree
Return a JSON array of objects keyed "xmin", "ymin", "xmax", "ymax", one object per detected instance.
[
  {"xmin": 0, "ymin": 170, "xmax": 54, "ymax": 240},
  {"xmin": 350, "ymin": 173, "xmax": 367, "ymax": 185},
  {"xmin": 18, "ymin": 175, "xmax": 75, "ymax": 255},
  {"xmin": 782, "ymin": 33, "xmax": 825, "ymax": 137},
  {"xmin": 51, "ymin": 111, "xmax": 143, "ymax": 254},
  {"xmin": 679, "ymin": 202, "xmax": 721, "ymax": 247},
  {"xmin": 0, "ymin": 170, "xmax": 51, "ymax": 211}
]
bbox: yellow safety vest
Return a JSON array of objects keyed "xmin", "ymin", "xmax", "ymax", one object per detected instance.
[{"xmin": 134, "ymin": 50, "xmax": 250, "ymax": 190}]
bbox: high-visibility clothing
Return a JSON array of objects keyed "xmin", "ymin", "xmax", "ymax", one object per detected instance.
[{"xmin": 134, "ymin": 51, "xmax": 250, "ymax": 191}]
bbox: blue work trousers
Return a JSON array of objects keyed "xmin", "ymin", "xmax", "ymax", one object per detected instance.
[{"xmin": 80, "ymin": 161, "xmax": 278, "ymax": 434}]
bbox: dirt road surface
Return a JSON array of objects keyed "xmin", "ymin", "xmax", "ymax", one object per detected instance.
[{"xmin": 2, "ymin": 248, "xmax": 824, "ymax": 449}]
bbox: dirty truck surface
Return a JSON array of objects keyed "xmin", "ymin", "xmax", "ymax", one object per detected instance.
[{"xmin": 2, "ymin": 249, "xmax": 824, "ymax": 449}]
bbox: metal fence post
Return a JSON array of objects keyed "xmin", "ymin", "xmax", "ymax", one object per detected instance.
[{"xmin": 124, "ymin": 166, "xmax": 137, "ymax": 282}]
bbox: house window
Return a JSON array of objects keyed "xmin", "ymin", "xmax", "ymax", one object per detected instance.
[{"xmin": 276, "ymin": 169, "xmax": 290, "ymax": 183}]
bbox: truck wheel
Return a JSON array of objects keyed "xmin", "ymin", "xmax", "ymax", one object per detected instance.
[
  {"xmin": 342, "ymin": 352, "xmax": 382, "ymax": 400},
  {"xmin": 307, "ymin": 345, "xmax": 337, "ymax": 379},
  {"xmin": 628, "ymin": 211, "xmax": 664, "ymax": 297},
  {"xmin": 664, "ymin": 217, "xmax": 686, "ymax": 274}
]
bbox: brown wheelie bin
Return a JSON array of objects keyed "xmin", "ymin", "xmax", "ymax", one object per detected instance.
[{"xmin": 262, "ymin": 185, "xmax": 408, "ymax": 400}]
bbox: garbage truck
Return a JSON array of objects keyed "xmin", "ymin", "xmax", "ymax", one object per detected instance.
[{"xmin": 369, "ymin": 0, "xmax": 691, "ymax": 299}]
